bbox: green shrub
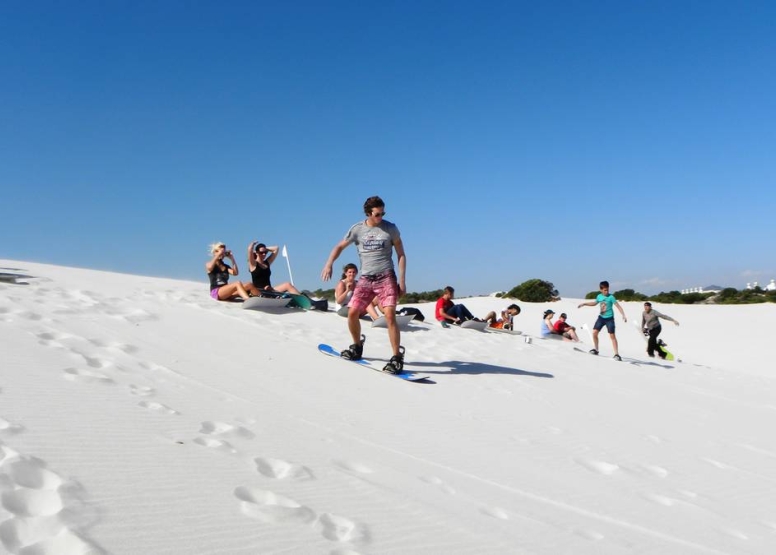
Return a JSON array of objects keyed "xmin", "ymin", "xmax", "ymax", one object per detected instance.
[
  {"xmin": 613, "ymin": 288, "xmax": 648, "ymax": 301},
  {"xmin": 506, "ymin": 279, "xmax": 558, "ymax": 303}
]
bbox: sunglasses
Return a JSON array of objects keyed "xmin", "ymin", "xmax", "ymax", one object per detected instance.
[
  {"xmin": 372, "ymin": 212, "xmax": 386, "ymax": 217},
  {"xmin": 257, "ymin": 250, "xmax": 267, "ymax": 255}
]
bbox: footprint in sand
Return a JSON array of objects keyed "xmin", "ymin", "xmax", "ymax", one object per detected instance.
[
  {"xmin": 573, "ymin": 528, "xmax": 605, "ymax": 541},
  {"xmin": 642, "ymin": 493, "xmax": 677, "ymax": 507},
  {"xmin": 701, "ymin": 457, "xmax": 730, "ymax": 470},
  {"xmin": 199, "ymin": 421, "xmax": 255, "ymax": 440},
  {"xmin": 193, "ymin": 437, "xmax": 238, "ymax": 454},
  {"xmin": 69, "ymin": 351, "xmax": 111, "ymax": 370},
  {"xmin": 138, "ymin": 401, "xmax": 179, "ymax": 415},
  {"xmin": 62, "ymin": 368, "xmax": 115, "ymax": 385},
  {"xmin": 480, "ymin": 505, "xmax": 509, "ymax": 520},
  {"xmin": 638, "ymin": 464, "xmax": 669, "ymax": 478},
  {"xmin": 17, "ymin": 311, "xmax": 44, "ymax": 321},
  {"xmin": 255, "ymin": 457, "xmax": 314, "ymax": 481},
  {"xmin": 574, "ymin": 458, "xmax": 620, "ymax": 476},
  {"xmin": 0, "ymin": 452, "xmax": 104, "ymax": 554},
  {"xmin": 420, "ymin": 475, "xmax": 455, "ymax": 495},
  {"xmin": 0, "ymin": 418, "xmax": 25, "ymax": 436},
  {"xmin": 128, "ymin": 384, "xmax": 155, "ymax": 397},
  {"xmin": 234, "ymin": 486, "xmax": 316, "ymax": 524},
  {"xmin": 317, "ymin": 513, "xmax": 370, "ymax": 544},
  {"xmin": 35, "ymin": 331, "xmax": 70, "ymax": 345},
  {"xmin": 86, "ymin": 338, "xmax": 138, "ymax": 353},
  {"xmin": 333, "ymin": 460, "xmax": 374, "ymax": 475}
]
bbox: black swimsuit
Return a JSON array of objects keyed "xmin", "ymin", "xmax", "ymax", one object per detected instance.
[{"xmin": 251, "ymin": 264, "xmax": 272, "ymax": 289}]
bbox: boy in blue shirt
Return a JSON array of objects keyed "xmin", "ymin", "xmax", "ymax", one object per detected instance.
[{"xmin": 578, "ymin": 280, "xmax": 627, "ymax": 361}]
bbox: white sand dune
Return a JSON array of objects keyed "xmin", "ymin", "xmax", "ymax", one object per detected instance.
[{"xmin": 1, "ymin": 260, "xmax": 774, "ymax": 554}]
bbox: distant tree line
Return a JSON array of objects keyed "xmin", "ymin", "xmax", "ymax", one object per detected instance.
[
  {"xmin": 312, "ymin": 280, "xmax": 776, "ymax": 305},
  {"xmin": 584, "ymin": 287, "xmax": 776, "ymax": 304}
]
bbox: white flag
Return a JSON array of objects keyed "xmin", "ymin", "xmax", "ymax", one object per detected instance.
[{"xmin": 281, "ymin": 245, "xmax": 288, "ymax": 258}]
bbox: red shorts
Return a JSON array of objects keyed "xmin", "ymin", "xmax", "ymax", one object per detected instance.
[{"xmin": 349, "ymin": 271, "xmax": 398, "ymax": 313}]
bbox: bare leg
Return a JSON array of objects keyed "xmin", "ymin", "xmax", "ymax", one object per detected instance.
[
  {"xmin": 382, "ymin": 306, "xmax": 401, "ymax": 356},
  {"xmin": 483, "ymin": 311, "xmax": 496, "ymax": 323},
  {"xmin": 609, "ymin": 333, "xmax": 619, "ymax": 355},
  {"xmin": 217, "ymin": 283, "xmax": 250, "ymax": 301},
  {"xmin": 243, "ymin": 282, "xmax": 260, "ymax": 296},
  {"xmin": 274, "ymin": 282, "xmax": 302, "ymax": 295},
  {"xmin": 592, "ymin": 329, "xmax": 600, "ymax": 351},
  {"xmin": 347, "ymin": 307, "xmax": 363, "ymax": 345}
]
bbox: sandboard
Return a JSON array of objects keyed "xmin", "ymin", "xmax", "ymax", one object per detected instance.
[
  {"xmin": 486, "ymin": 326, "xmax": 522, "ymax": 334},
  {"xmin": 242, "ymin": 296, "xmax": 291, "ymax": 310},
  {"xmin": 371, "ymin": 314, "xmax": 415, "ymax": 328},
  {"xmin": 633, "ymin": 321, "xmax": 675, "ymax": 360},
  {"xmin": 460, "ymin": 320, "xmax": 487, "ymax": 330},
  {"xmin": 317, "ymin": 344, "xmax": 430, "ymax": 381}
]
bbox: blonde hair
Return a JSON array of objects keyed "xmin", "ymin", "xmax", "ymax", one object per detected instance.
[{"xmin": 209, "ymin": 242, "xmax": 225, "ymax": 255}]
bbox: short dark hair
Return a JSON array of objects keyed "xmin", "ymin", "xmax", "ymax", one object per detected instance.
[
  {"xmin": 363, "ymin": 196, "xmax": 385, "ymax": 216},
  {"xmin": 444, "ymin": 286, "xmax": 454, "ymax": 295},
  {"xmin": 507, "ymin": 304, "xmax": 520, "ymax": 313},
  {"xmin": 644, "ymin": 301, "xmax": 652, "ymax": 307},
  {"xmin": 599, "ymin": 281, "xmax": 610, "ymax": 289}
]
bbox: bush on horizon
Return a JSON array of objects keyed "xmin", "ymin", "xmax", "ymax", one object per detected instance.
[
  {"xmin": 582, "ymin": 286, "xmax": 774, "ymax": 304},
  {"xmin": 506, "ymin": 279, "xmax": 558, "ymax": 303}
]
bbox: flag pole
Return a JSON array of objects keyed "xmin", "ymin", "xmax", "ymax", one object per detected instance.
[{"xmin": 281, "ymin": 245, "xmax": 295, "ymax": 286}]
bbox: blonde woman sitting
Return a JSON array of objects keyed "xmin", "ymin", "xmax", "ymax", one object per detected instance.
[{"xmin": 206, "ymin": 242, "xmax": 258, "ymax": 301}]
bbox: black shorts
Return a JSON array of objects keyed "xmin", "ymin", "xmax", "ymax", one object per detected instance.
[{"xmin": 593, "ymin": 316, "xmax": 615, "ymax": 333}]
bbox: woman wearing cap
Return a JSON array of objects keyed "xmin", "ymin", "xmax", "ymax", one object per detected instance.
[
  {"xmin": 540, "ymin": 309, "xmax": 558, "ymax": 338},
  {"xmin": 247, "ymin": 241, "xmax": 302, "ymax": 295},
  {"xmin": 206, "ymin": 242, "xmax": 257, "ymax": 301}
]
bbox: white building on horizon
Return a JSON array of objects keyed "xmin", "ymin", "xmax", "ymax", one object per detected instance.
[
  {"xmin": 681, "ymin": 285, "xmax": 722, "ymax": 294},
  {"xmin": 745, "ymin": 279, "xmax": 776, "ymax": 291}
]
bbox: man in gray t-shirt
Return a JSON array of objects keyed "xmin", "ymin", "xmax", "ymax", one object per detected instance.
[
  {"xmin": 641, "ymin": 302, "xmax": 679, "ymax": 358},
  {"xmin": 321, "ymin": 196, "xmax": 407, "ymax": 374}
]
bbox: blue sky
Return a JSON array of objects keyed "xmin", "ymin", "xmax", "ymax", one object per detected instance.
[{"xmin": 2, "ymin": 1, "xmax": 774, "ymax": 298}]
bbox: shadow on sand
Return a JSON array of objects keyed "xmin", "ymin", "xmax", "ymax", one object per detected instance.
[{"xmin": 408, "ymin": 359, "xmax": 553, "ymax": 379}]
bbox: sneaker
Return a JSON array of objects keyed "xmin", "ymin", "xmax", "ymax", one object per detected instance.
[
  {"xmin": 440, "ymin": 321, "xmax": 450, "ymax": 328},
  {"xmin": 613, "ymin": 354, "xmax": 622, "ymax": 361},
  {"xmin": 341, "ymin": 334, "xmax": 365, "ymax": 361},
  {"xmin": 382, "ymin": 346, "xmax": 405, "ymax": 374},
  {"xmin": 589, "ymin": 349, "xmax": 599, "ymax": 355}
]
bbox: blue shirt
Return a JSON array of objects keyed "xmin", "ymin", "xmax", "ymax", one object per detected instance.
[{"xmin": 596, "ymin": 293, "xmax": 617, "ymax": 318}]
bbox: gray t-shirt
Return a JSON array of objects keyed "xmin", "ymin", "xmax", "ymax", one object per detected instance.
[
  {"xmin": 344, "ymin": 220, "xmax": 401, "ymax": 276},
  {"xmin": 642, "ymin": 309, "xmax": 676, "ymax": 330}
]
